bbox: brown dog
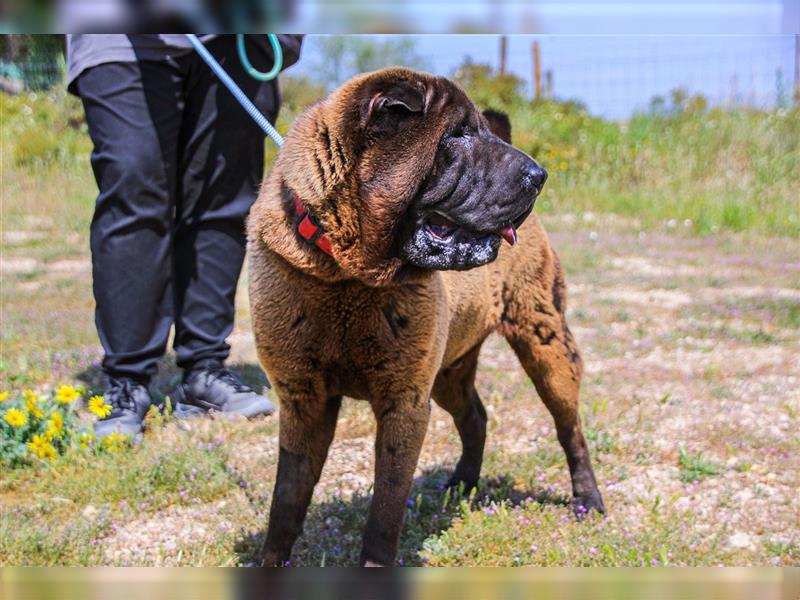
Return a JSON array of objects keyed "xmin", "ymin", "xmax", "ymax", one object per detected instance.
[{"xmin": 247, "ymin": 67, "xmax": 604, "ymax": 566}]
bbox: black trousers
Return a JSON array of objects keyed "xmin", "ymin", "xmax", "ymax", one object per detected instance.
[{"xmin": 74, "ymin": 37, "xmax": 279, "ymax": 381}]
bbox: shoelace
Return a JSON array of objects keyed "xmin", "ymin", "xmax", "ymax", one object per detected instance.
[
  {"xmin": 205, "ymin": 368, "xmax": 252, "ymax": 393},
  {"xmin": 107, "ymin": 378, "xmax": 142, "ymax": 412}
]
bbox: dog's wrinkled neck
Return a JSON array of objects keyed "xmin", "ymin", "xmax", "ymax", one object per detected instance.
[
  {"xmin": 252, "ymin": 100, "xmax": 437, "ymax": 288},
  {"xmin": 254, "ymin": 174, "xmax": 409, "ymax": 288}
]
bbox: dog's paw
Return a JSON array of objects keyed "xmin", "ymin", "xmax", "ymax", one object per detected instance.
[
  {"xmin": 446, "ymin": 472, "xmax": 479, "ymax": 494},
  {"xmin": 572, "ymin": 491, "xmax": 606, "ymax": 520},
  {"xmin": 363, "ymin": 560, "xmax": 385, "ymax": 567}
]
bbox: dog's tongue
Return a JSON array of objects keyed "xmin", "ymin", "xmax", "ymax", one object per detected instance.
[{"xmin": 499, "ymin": 224, "xmax": 518, "ymax": 246}]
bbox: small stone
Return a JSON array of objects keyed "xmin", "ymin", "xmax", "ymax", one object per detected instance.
[{"xmin": 728, "ymin": 532, "xmax": 755, "ymax": 550}]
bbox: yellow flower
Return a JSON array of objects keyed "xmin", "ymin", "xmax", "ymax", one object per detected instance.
[
  {"xmin": 559, "ymin": 161, "xmax": 568, "ymax": 170},
  {"xmin": 3, "ymin": 408, "xmax": 27, "ymax": 428},
  {"xmin": 0, "ymin": 392, "xmax": 9, "ymax": 403},
  {"xmin": 47, "ymin": 412, "xmax": 64, "ymax": 438},
  {"xmin": 22, "ymin": 389, "xmax": 38, "ymax": 403},
  {"xmin": 55, "ymin": 384, "xmax": 81, "ymax": 405},
  {"xmin": 28, "ymin": 434, "xmax": 57, "ymax": 460},
  {"xmin": 102, "ymin": 431, "xmax": 128, "ymax": 452},
  {"xmin": 79, "ymin": 432, "xmax": 94, "ymax": 449},
  {"xmin": 25, "ymin": 395, "xmax": 43, "ymax": 420},
  {"xmin": 88, "ymin": 395, "xmax": 112, "ymax": 418}
]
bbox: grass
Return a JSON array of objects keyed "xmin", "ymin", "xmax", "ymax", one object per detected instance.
[
  {"xmin": 418, "ymin": 500, "xmax": 736, "ymax": 566},
  {"xmin": 0, "ymin": 419, "xmax": 241, "ymax": 565},
  {"xmin": 677, "ymin": 448, "xmax": 721, "ymax": 483}
]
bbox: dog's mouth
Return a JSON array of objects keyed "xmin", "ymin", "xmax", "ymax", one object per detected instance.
[
  {"xmin": 423, "ymin": 208, "xmax": 530, "ymax": 248},
  {"xmin": 398, "ymin": 203, "xmax": 534, "ymax": 272}
]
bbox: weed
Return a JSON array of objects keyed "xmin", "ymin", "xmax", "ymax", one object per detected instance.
[
  {"xmin": 585, "ymin": 428, "xmax": 618, "ymax": 454},
  {"xmin": 678, "ymin": 448, "xmax": 721, "ymax": 483}
]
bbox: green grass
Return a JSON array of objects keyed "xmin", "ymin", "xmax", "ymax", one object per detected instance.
[
  {"xmin": 764, "ymin": 540, "xmax": 800, "ymax": 562},
  {"xmin": 585, "ymin": 427, "xmax": 619, "ymax": 455},
  {"xmin": 678, "ymin": 448, "xmax": 721, "ymax": 483},
  {"xmin": 0, "ymin": 504, "xmax": 110, "ymax": 566},
  {"xmin": 419, "ymin": 499, "xmax": 738, "ymax": 566},
  {"xmin": 0, "ymin": 423, "xmax": 239, "ymax": 565},
  {"xmin": 0, "ymin": 427, "xmax": 234, "ymax": 508}
]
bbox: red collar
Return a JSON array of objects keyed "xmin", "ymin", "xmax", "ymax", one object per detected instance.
[{"xmin": 292, "ymin": 194, "xmax": 333, "ymax": 257}]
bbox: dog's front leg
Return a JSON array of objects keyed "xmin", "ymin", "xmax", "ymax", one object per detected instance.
[
  {"xmin": 260, "ymin": 394, "xmax": 342, "ymax": 566},
  {"xmin": 360, "ymin": 392, "xmax": 431, "ymax": 566}
]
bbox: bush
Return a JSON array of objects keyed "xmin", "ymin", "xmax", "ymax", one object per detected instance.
[{"xmin": 1, "ymin": 88, "xmax": 90, "ymax": 170}]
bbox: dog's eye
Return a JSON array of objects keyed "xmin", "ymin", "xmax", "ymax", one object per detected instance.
[{"xmin": 450, "ymin": 124, "xmax": 472, "ymax": 139}]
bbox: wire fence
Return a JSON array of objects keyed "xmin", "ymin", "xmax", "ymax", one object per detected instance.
[
  {"xmin": 533, "ymin": 36, "xmax": 797, "ymax": 118},
  {"xmin": 2, "ymin": 35, "xmax": 797, "ymax": 119},
  {"xmin": 395, "ymin": 35, "xmax": 799, "ymax": 118},
  {"xmin": 0, "ymin": 60, "xmax": 63, "ymax": 92}
]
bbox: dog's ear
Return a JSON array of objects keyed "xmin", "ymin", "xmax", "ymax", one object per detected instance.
[
  {"xmin": 361, "ymin": 80, "xmax": 426, "ymax": 135},
  {"xmin": 482, "ymin": 109, "xmax": 512, "ymax": 144}
]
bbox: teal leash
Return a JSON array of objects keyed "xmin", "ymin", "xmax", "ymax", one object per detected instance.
[
  {"xmin": 237, "ymin": 33, "xmax": 283, "ymax": 81},
  {"xmin": 185, "ymin": 34, "xmax": 285, "ymax": 148}
]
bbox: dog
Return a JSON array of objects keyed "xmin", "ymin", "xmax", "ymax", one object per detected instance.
[{"xmin": 247, "ymin": 67, "xmax": 605, "ymax": 566}]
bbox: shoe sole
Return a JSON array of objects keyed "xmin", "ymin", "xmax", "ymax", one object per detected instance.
[{"xmin": 173, "ymin": 402, "xmax": 275, "ymax": 420}]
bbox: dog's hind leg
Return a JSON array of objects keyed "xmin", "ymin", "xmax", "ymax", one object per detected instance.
[
  {"xmin": 503, "ymin": 264, "xmax": 604, "ymax": 516},
  {"xmin": 260, "ymin": 394, "xmax": 341, "ymax": 566},
  {"xmin": 432, "ymin": 344, "xmax": 488, "ymax": 491}
]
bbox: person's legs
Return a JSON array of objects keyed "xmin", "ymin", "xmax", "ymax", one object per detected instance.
[
  {"xmin": 170, "ymin": 36, "xmax": 279, "ymax": 417},
  {"xmin": 76, "ymin": 60, "xmax": 185, "ymax": 437},
  {"xmin": 77, "ymin": 60, "xmax": 184, "ymax": 382},
  {"xmin": 171, "ymin": 35, "xmax": 280, "ymax": 372}
]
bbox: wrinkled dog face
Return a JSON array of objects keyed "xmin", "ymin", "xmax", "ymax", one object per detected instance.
[{"xmin": 353, "ymin": 69, "xmax": 547, "ymax": 271}]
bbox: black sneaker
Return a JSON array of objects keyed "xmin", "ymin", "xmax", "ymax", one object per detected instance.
[
  {"xmin": 173, "ymin": 364, "xmax": 274, "ymax": 419},
  {"xmin": 94, "ymin": 377, "xmax": 153, "ymax": 443}
]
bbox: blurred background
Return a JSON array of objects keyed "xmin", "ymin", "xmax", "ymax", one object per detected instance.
[
  {"xmin": 297, "ymin": 35, "xmax": 800, "ymax": 118},
  {"xmin": 0, "ymin": 34, "xmax": 800, "ymax": 119},
  {"xmin": 1, "ymin": 0, "xmax": 799, "ymax": 34},
  {"xmin": 1, "ymin": 34, "xmax": 798, "ymax": 118}
]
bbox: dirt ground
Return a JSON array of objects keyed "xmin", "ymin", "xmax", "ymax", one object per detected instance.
[
  {"xmin": 2, "ymin": 215, "xmax": 799, "ymax": 565},
  {"xmin": 127, "ymin": 219, "xmax": 800, "ymax": 564}
]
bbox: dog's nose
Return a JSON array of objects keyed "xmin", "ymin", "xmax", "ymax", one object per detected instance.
[{"xmin": 522, "ymin": 164, "xmax": 548, "ymax": 193}]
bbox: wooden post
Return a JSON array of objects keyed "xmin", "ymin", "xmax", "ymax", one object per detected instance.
[
  {"xmin": 795, "ymin": 34, "xmax": 800, "ymax": 106},
  {"xmin": 532, "ymin": 40, "xmax": 542, "ymax": 99},
  {"xmin": 499, "ymin": 36, "xmax": 507, "ymax": 75}
]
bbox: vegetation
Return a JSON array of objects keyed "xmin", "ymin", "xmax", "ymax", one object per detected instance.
[
  {"xmin": 0, "ymin": 385, "xmax": 93, "ymax": 467},
  {"xmin": 677, "ymin": 448, "xmax": 721, "ymax": 483}
]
